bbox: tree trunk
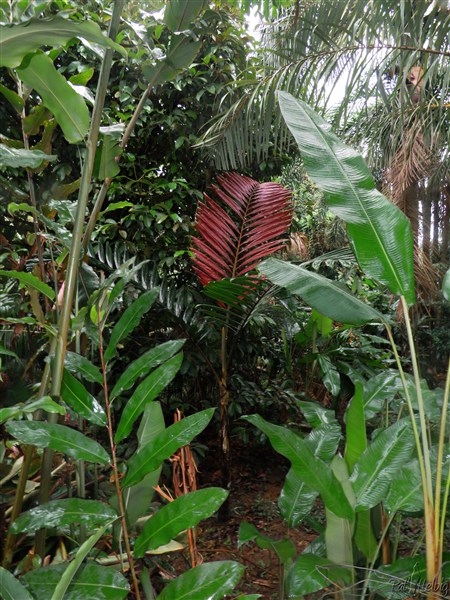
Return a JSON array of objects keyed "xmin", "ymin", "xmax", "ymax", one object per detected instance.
[
  {"xmin": 432, "ymin": 192, "xmax": 440, "ymax": 261},
  {"xmin": 218, "ymin": 327, "xmax": 231, "ymax": 522},
  {"xmin": 403, "ymin": 182, "xmax": 419, "ymax": 241},
  {"xmin": 441, "ymin": 185, "xmax": 450, "ymax": 264},
  {"xmin": 422, "ymin": 190, "xmax": 432, "ymax": 258}
]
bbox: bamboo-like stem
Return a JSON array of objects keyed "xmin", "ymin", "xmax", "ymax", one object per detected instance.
[
  {"xmin": 34, "ymin": 1, "xmax": 124, "ymax": 559},
  {"xmin": 437, "ymin": 357, "xmax": 450, "ymax": 559},
  {"xmin": 97, "ymin": 307, "xmax": 141, "ymax": 600}
]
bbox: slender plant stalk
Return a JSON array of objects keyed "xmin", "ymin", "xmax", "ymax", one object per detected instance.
[
  {"xmin": 34, "ymin": 1, "xmax": 124, "ymax": 558},
  {"xmin": 437, "ymin": 357, "xmax": 450, "ymax": 558},
  {"xmin": 97, "ymin": 307, "xmax": 141, "ymax": 600}
]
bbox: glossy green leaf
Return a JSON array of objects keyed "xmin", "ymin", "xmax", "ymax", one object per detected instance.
[
  {"xmin": 110, "ymin": 340, "xmax": 185, "ymax": 400},
  {"xmin": 95, "ymin": 135, "xmax": 122, "ymax": 180},
  {"xmin": 61, "ymin": 368, "xmax": 106, "ymax": 426},
  {"xmin": 134, "ymin": 488, "xmax": 227, "ymax": 557},
  {"xmin": 0, "ymin": 567, "xmax": 34, "ymax": 600},
  {"xmin": 317, "ymin": 354, "xmax": 340, "ymax": 396},
  {"xmin": 354, "ymin": 510, "xmax": 378, "ymax": 561},
  {"xmin": 362, "ymin": 369, "xmax": 404, "ymax": 418},
  {"xmin": 164, "ymin": 0, "xmax": 207, "ymax": 31},
  {"xmin": 0, "ymin": 84, "xmax": 24, "ymax": 113},
  {"xmin": 443, "ymin": 268, "xmax": 450, "ymax": 301},
  {"xmin": 64, "ymin": 351, "xmax": 103, "ymax": 385},
  {"xmin": 258, "ymin": 258, "xmax": 383, "ymax": 326},
  {"xmin": 123, "ymin": 408, "xmax": 214, "ymax": 487},
  {"xmin": 0, "ymin": 269, "xmax": 55, "ymax": 300},
  {"xmin": 278, "ymin": 467, "xmax": 318, "ymax": 527},
  {"xmin": 350, "ymin": 420, "xmax": 414, "ymax": 510},
  {"xmin": 0, "ymin": 16, "xmax": 125, "ymax": 68},
  {"xmin": 243, "ymin": 415, "xmax": 353, "ymax": 519},
  {"xmin": 156, "ymin": 561, "xmax": 244, "ymax": 600},
  {"xmin": 6, "ymin": 420, "xmax": 109, "ymax": 464},
  {"xmin": 17, "ymin": 53, "xmax": 89, "ymax": 143},
  {"xmin": 384, "ymin": 458, "xmax": 424, "ymax": 513},
  {"xmin": 344, "ymin": 383, "xmax": 366, "ymax": 472},
  {"xmin": 0, "ymin": 396, "xmax": 65, "ymax": 423},
  {"xmin": 285, "ymin": 554, "xmax": 352, "ymax": 596},
  {"xmin": 143, "ymin": 35, "xmax": 202, "ymax": 86},
  {"xmin": 278, "ymin": 92, "xmax": 415, "ymax": 305},
  {"xmin": 22, "ymin": 563, "xmax": 129, "ymax": 600},
  {"xmin": 104, "ymin": 289, "xmax": 159, "ymax": 363},
  {"xmin": 238, "ymin": 521, "xmax": 296, "ymax": 564},
  {"xmin": 10, "ymin": 499, "xmax": 117, "ymax": 534},
  {"xmin": 115, "ymin": 352, "xmax": 183, "ymax": 443}
]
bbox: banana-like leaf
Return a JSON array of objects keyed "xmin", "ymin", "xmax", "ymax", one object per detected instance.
[
  {"xmin": 278, "ymin": 468, "xmax": 318, "ymax": 527},
  {"xmin": 64, "ymin": 351, "xmax": 103, "ymax": 385},
  {"xmin": 443, "ymin": 268, "xmax": 450, "ymax": 301},
  {"xmin": 238, "ymin": 521, "xmax": 296, "ymax": 564},
  {"xmin": 258, "ymin": 258, "xmax": 383, "ymax": 326},
  {"xmin": 143, "ymin": 35, "xmax": 202, "ymax": 86},
  {"xmin": 6, "ymin": 421, "xmax": 109, "ymax": 464},
  {"xmin": 285, "ymin": 554, "xmax": 352, "ymax": 597},
  {"xmin": 94, "ymin": 134, "xmax": 122, "ymax": 180},
  {"xmin": 114, "ymin": 352, "xmax": 183, "ymax": 443},
  {"xmin": 123, "ymin": 408, "xmax": 214, "ymax": 487},
  {"xmin": 134, "ymin": 488, "xmax": 228, "ymax": 557},
  {"xmin": 17, "ymin": 53, "xmax": 89, "ymax": 143},
  {"xmin": 164, "ymin": 0, "xmax": 208, "ymax": 31},
  {"xmin": 0, "ymin": 144, "xmax": 55, "ymax": 169},
  {"xmin": 192, "ymin": 172, "xmax": 292, "ymax": 286},
  {"xmin": 278, "ymin": 92, "xmax": 415, "ymax": 305},
  {"xmin": 362, "ymin": 369, "xmax": 404, "ymax": 419},
  {"xmin": 0, "ymin": 15, "xmax": 125, "ymax": 68},
  {"xmin": 244, "ymin": 415, "xmax": 353, "ymax": 519},
  {"xmin": 0, "ymin": 567, "xmax": 33, "ymax": 600},
  {"xmin": 0, "ymin": 269, "xmax": 55, "ymax": 300},
  {"xmin": 344, "ymin": 383, "xmax": 366, "ymax": 472},
  {"xmin": 104, "ymin": 289, "xmax": 159, "ymax": 363},
  {"xmin": 350, "ymin": 420, "xmax": 415, "ymax": 510},
  {"xmin": 61, "ymin": 368, "xmax": 106, "ymax": 426},
  {"xmin": 21, "ymin": 563, "xmax": 129, "ymax": 600},
  {"xmin": 156, "ymin": 561, "xmax": 244, "ymax": 600},
  {"xmin": 10, "ymin": 499, "xmax": 117, "ymax": 534},
  {"xmin": 383, "ymin": 458, "xmax": 423, "ymax": 513}
]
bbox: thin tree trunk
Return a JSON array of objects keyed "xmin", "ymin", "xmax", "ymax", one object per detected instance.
[
  {"xmin": 422, "ymin": 191, "xmax": 432, "ymax": 258},
  {"xmin": 440, "ymin": 185, "xmax": 450, "ymax": 264},
  {"xmin": 432, "ymin": 193, "xmax": 440, "ymax": 261},
  {"xmin": 403, "ymin": 182, "xmax": 419, "ymax": 241}
]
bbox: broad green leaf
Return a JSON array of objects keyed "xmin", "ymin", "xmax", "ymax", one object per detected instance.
[
  {"xmin": 17, "ymin": 53, "xmax": 89, "ymax": 143},
  {"xmin": 0, "ymin": 84, "xmax": 24, "ymax": 113},
  {"xmin": 10, "ymin": 499, "xmax": 117, "ymax": 534},
  {"xmin": 115, "ymin": 352, "xmax": 183, "ymax": 443},
  {"xmin": 324, "ymin": 456, "xmax": 354, "ymax": 569},
  {"xmin": 164, "ymin": 0, "xmax": 207, "ymax": 31},
  {"xmin": 143, "ymin": 35, "xmax": 202, "ymax": 86},
  {"xmin": 297, "ymin": 400, "xmax": 338, "ymax": 427},
  {"xmin": 354, "ymin": 510, "xmax": 378, "ymax": 561},
  {"xmin": 94, "ymin": 135, "xmax": 122, "ymax": 180},
  {"xmin": 134, "ymin": 488, "xmax": 227, "ymax": 557},
  {"xmin": 243, "ymin": 415, "xmax": 353, "ymax": 519},
  {"xmin": 64, "ymin": 351, "xmax": 103, "ymax": 385},
  {"xmin": 6, "ymin": 420, "xmax": 109, "ymax": 464},
  {"xmin": 0, "ymin": 269, "xmax": 55, "ymax": 300},
  {"xmin": 60, "ymin": 368, "xmax": 106, "ymax": 426},
  {"xmin": 100, "ymin": 201, "xmax": 134, "ymax": 215},
  {"xmin": 238, "ymin": 521, "xmax": 296, "ymax": 564},
  {"xmin": 0, "ymin": 396, "xmax": 65, "ymax": 423},
  {"xmin": 123, "ymin": 408, "xmax": 214, "ymax": 487},
  {"xmin": 443, "ymin": 268, "xmax": 450, "ymax": 301},
  {"xmin": 258, "ymin": 258, "xmax": 383, "ymax": 326},
  {"xmin": 110, "ymin": 340, "xmax": 185, "ymax": 400},
  {"xmin": 156, "ymin": 561, "xmax": 244, "ymax": 600},
  {"xmin": 278, "ymin": 92, "xmax": 415, "ymax": 305},
  {"xmin": 0, "ymin": 567, "xmax": 34, "ymax": 600},
  {"xmin": 350, "ymin": 420, "xmax": 414, "ymax": 510},
  {"xmin": 69, "ymin": 68, "xmax": 94, "ymax": 86},
  {"xmin": 306, "ymin": 423, "xmax": 341, "ymax": 462},
  {"xmin": 384, "ymin": 458, "xmax": 424, "ymax": 513},
  {"xmin": 278, "ymin": 467, "xmax": 318, "ymax": 527},
  {"xmin": 104, "ymin": 289, "xmax": 159, "ymax": 363},
  {"xmin": 362, "ymin": 369, "xmax": 404, "ymax": 418},
  {"xmin": 22, "ymin": 563, "xmax": 129, "ymax": 600},
  {"xmin": 317, "ymin": 354, "xmax": 340, "ymax": 396},
  {"xmin": 285, "ymin": 554, "xmax": 352, "ymax": 597},
  {"xmin": 0, "ymin": 16, "xmax": 125, "ymax": 68},
  {"xmin": 344, "ymin": 383, "xmax": 366, "ymax": 472}
]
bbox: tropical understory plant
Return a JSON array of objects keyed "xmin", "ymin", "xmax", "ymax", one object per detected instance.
[{"xmin": 243, "ymin": 92, "xmax": 450, "ymax": 599}]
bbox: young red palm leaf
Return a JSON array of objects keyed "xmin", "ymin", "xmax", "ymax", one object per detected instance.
[{"xmin": 192, "ymin": 172, "xmax": 292, "ymax": 287}]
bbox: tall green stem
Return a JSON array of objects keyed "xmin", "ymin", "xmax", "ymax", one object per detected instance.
[{"xmin": 34, "ymin": 1, "xmax": 124, "ymax": 558}]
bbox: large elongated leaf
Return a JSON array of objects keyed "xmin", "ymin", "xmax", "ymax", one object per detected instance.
[
  {"xmin": 258, "ymin": 258, "xmax": 383, "ymax": 326},
  {"xmin": 17, "ymin": 53, "xmax": 89, "ymax": 143},
  {"xmin": 164, "ymin": 0, "xmax": 208, "ymax": 31},
  {"xmin": 344, "ymin": 383, "xmax": 366, "ymax": 472},
  {"xmin": 0, "ymin": 567, "xmax": 34, "ymax": 600},
  {"xmin": 0, "ymin": 15, "xmax": 125, "ymax": 68},
  {"xmin": 134, "ymin": 488, "xmax": 227, "ymax": 557},
  {"xmin": 61, "ymin": 369, "xmax": 106, "ymax": 426},
  {"xmin": 278, "ymin": 467, "xmax": 318, "ymax": 527},
  {"xmin": 278, "ymin": 92, "xmax": 415, "ymax": 305},
  {"xmin": 350, "ymin": 420, "xmax": 415, "ymax": 510},
  {"xmin": 64, "ymin": 351, "xmax": 103, "ymax": 385},
  {"xmin": 0, "ymin": 144, "xmax": 55, "ymax": 169},
  {"xmin": 238, "ymin": 521, "xmax": 296, "ymax": 564},
  {"xmin": 115, "ymin": 352, "xmax": 183, "ymax": 443},
  {"xmin": 22, "ymin": 563, "xmax": 129, "ymax": 600},
  {"xmin": 6, "ymin": 421, "xmax": 109, "ymax": 464},
  {"xmin": 110, "ymin": 340, "xmax": 185, "ymax": 400},
  {"xmin": 10, "ymin": 499, "xmax": 117, "ymax": 534},
  {"xmin": 192, "ymin": 172, "xmax": 292, "ymax": 286},
  {"xmin": 123, "ymin": 408, "xmax": 214, "ymax": 487},
  {"xmin": 0, "ymin": 269, "xmax": 55, "ymax": 300},
  {"xmin": 243, "ymin": 415, "xmax": 353, "ymax": 519},
  {"xmin": 156, "ymin": 561, "xmax": 244, "ymax": 600},
  {"xmin": 143, "ymin": 34, "xmax": 202, "ymax": 86},
  {"xmin": 383, "ymin": 459, "xmax": 423, "ymax": 513},
  {"xmin": 285, "ymin": 554, "xmax": 352, "ymax": 597},
  {"xmin": 104, "ymin": 289, "xmax": 159, "ymax": 363}
]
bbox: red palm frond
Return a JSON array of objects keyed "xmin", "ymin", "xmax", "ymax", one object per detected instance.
[{"xmin": 191, "ymin": 172, "xmax": 293, "ymax": 286}]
